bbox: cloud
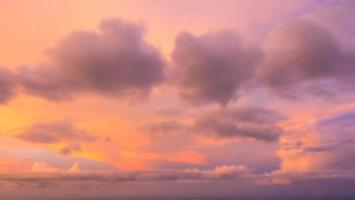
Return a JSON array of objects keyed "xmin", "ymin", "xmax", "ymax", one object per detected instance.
[
  {"xmin": 194, "ymin": 116, "xmax": 282, "ymax": 142},
  {"xmin": 16, "ymin": 121, "xmax": 97, "ymax": 154},
  {"xmin": 0, "ymin": 165, "xmax": 249, "ymax": 188},
  {"xmin": 0, "ymin": 68, "xmax": 17, "ymax": 103},
  {"xmin": 258, "ymin": 20, "xmax": 355, "ymax": 97},
  {"xmin": 148, "ymin": 106, "xmax": 284, "ymax": 142},
  {"xmin": 171, "ymin": 30, "xmax": 262, "ymax": 106},
  {"xmin": 16, "ymin": 121, "xmax": 96, "ymax": 144},
  {"xmin": 194, "ymin": 106, "xmax": 284, "ymax": 141},
  {"xmin": 19, "ymin": 18, "xmax": 165, "ymax": 101},
  {"xmin": 305, "ymin": 0, "xmax": 355, "ymax": 47},
  {"xmin": 2, "ymin": 164, "xmax": 355, "ymax": 194}
]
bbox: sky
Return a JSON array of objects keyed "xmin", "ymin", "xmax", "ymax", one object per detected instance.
[{"xmin": 0, "ymin": 0, "xmax": 355, "ymax": 199}]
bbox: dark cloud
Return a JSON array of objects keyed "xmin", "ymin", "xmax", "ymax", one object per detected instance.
[
  {"xmin": 258, "ymin": 20, "xmax": 355, "ymax": 96},
  {"xmin": 0, "ymin": 68, "xmax": 17, "ymax": 103},
  {"xmin": 19, "ymin": 18, "xmax": 165, "ymax": 101},
  {"xmin": 171, "ymin": 30, "xmax": 262, "ymax": 106}
]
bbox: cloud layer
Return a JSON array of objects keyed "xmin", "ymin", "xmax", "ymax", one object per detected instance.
[{"xmin": 0, "ymin": 165, "xmax": 249, "ymax": 188}]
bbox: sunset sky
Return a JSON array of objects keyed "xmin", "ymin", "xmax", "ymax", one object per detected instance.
[{"xmin": 0, "ymin": 0, "xmax": 355, "ymax": 199}]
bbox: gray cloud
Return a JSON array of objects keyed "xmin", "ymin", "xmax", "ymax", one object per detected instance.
[
  {"xmin": 0, "ymin": 68, "xmax": 17, "ymax": 103},
  {"xmin": 171, "ymin": 30, "xmax": 262, "ymax": 106},
  {"xmin": 258, "ymin": 20, "xmax": 355, "ymax": 97},
  {"xmin": 19, "ymin": 18, "xmax": 165, "ymax": 101}
]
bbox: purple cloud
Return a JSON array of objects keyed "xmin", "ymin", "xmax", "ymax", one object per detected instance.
[
  {"xmin": 258, "ymin": 20, "xmax": 355, "ymax": 97},
  {"xmin": 171, "ymin": 30, "xmax": 262, "ymax": 106},
  {"xmin": 19, "ymin": 18, "xmax": 165, "ymax": 101}
]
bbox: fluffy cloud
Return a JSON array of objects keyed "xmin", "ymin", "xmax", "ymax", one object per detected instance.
[
  {"xmin": 171, "ymin": 31, "xmax": 262, "ymax": 106},
  {"xmin": 19, "ymin": 18, "xmax": 165, "ymax": 101},
  {"xmin": 0, "ymin": 68, "xmax": 16, "ymax": 103},
  {"xmin": 258, "ymin": 20, "xmax": 355, "ymax": 96}
]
